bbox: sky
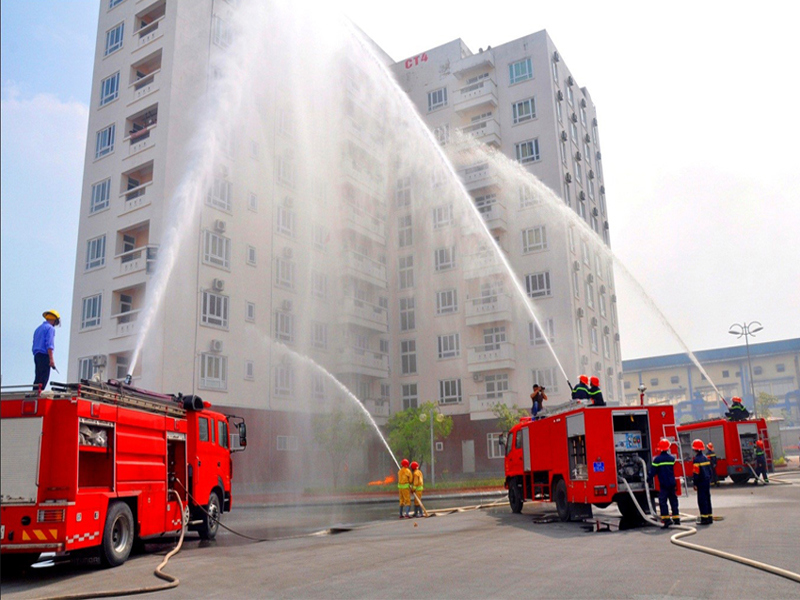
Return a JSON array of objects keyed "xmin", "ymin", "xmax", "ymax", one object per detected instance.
[{"xmin": 2, "ymin": 0, "xmax": 799, "ymax": 385}]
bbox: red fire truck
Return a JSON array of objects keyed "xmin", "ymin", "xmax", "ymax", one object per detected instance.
[
  {"xmin": 677, "ymin": 418, "xmax": 772, "ymax": 483},
  {"xmin": 503, "ymin": 404, "xmax": 681, "ymax": 521},
  {"xmin": 0, "ymin": 380, "xmax": 246, "ymax": 570}
]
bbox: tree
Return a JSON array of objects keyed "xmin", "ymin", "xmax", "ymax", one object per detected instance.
[
  {"xmin": 756, "ymin": 392, "xmax": 779, "ymax": 419},
  {"xmin": 492, "ymin": 402, "xmax": 529, "ymax": 434},
  {"xmin": 312, "ymin": 407, "xmax": 370, "ymax": 489},
  {"xmin": 387, "ymin": 402, "xmax": 452, "ymax": 470}
]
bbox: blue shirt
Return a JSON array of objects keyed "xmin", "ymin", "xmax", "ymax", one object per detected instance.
[{"xmin": 32, "ymin": 321, "xmax": 55, "ymax": 356}]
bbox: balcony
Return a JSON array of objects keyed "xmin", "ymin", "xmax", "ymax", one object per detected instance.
[
  {"xmin": 120, "ymin": 184, "xmax": 152, "ymax": 216},
  {"xmin": 463, "ymin": 250, "xmax": 505, "ymax": 280},
  {"xmin": 364, "ymin": 398, "xmax": 390, "ymax": 425},
  {"xmin": 115, "ymin": 245, "xmax": 158, "ymax": 279},
  {"xmin": 451, "ymin": 53, "xmax": 495, "ymax": 79},
  {"xmin": 343, "ymin": 251, "xmax": 387, "ymax": 288},
  {"xmin": 126, "ymin": 123, "xmax": 157, "ymax": 157},
  {"xmin": 130, "ymin": 69, "xmax": 160, "ymax": 103},
  {"xmin": 469, "ymin": 391, "xmax": 518, "ymax": 421},
  {"xmin": 459, "ymin": 162, "xmax": 499, "ymax": 192},
  {"xmin": 133, "ymin": 1, "xmax": 166, "ymax": 51},
  {"xmin": 344, "ymin": 204, "xmax": 386, "ymax": 244},
  {"xmin": 477, "ymin": 201, "xmax": 507, "ymax": 232},
  {"xmin": 467, "ymin": 342, "xmax": 516, "ymax": 372},
  {"xmin": 110, "ymin": 309, "xmax": 140, "ymax": 339},
  {"xmin": 336, "ymin": 348, "xmax": 389, "ymax": 378},
  {"xmin": 339, "ymin": 296, "xmax": 388, "ymax": 332},
  {"xmin": 453, "ymin": 79, "xmax": 498, "ymax": 114},
  {"xmin": 460, "ymin": 118, "xmax": 501, "ymax": 147},
  {"xmin": 465, "ymin": 293, "xmax": 513, "ymax": 326}
]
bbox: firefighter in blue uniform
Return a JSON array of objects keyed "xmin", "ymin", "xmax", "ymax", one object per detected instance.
[
  {"xmin": 691, "ymin": 438, "xmax": 714, "ymax": 524},
  {"xmin": 725, "ymin": 397, "xmax": 750, "ymax": 421},
  {"xmin": 648, "ymin": 438, "xmax": 680, "ymax": 528},
  {"xmin": 587, "ymin": 376, "xmax": 606, "ymax": 406},
  {"xmin": 753, "ymin": 439, "xmax": 769, "ymax": 484},
  {"xmin": 571, "ymin": 375, "xmax": 590, "ymax": 403},
  {"xmin": 706, "ymin": 442, "xmax": 719, "ymax": 487}
]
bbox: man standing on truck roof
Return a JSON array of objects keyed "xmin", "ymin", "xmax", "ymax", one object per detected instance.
[
  {"xmin": 753, "ymin": 440, "xmax": 769, "ymax": 484},
  {"xmin": 648, "ymin": 439, "xmax": 680, "ymax": 528},
  {"xmin": 398, "ymin": 459, "xmax": 413, "ymax": 518},
  {"xmin": 32, "ymin": 309, "xmax": 61, "ymax": 390},
  {"xmin": 571, "ymin": 375, "xmax": 590, "ymax": 404},
  {"xmin": 691, "ymin": 439, "xmax": 714, "ymax": 525},
  {"xmin": 587, "ymin": 376, "xmax": 606, "ymax": 406}
]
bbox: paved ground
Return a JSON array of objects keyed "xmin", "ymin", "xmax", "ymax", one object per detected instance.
[{"xmin": 2, "ymin": 473, "xmax": 799, "ymax": 599}]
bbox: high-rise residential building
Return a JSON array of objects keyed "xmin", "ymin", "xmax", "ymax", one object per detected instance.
[{"xmin": 68, "ymin": 2, "xmax": 620, "ymax": 484}]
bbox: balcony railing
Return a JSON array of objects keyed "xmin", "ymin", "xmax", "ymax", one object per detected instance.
[
  {"xmin": 115, "ymin": 244, "xmax": 158, "ymax": 278},
  {"xmin": 340, "ymin": 296, "xmax": 388, "ymax": 332},
  {"xmin": 120, "ymin": 184, "xmax": 152, "ymax": 215},
  {"xmin": 127, "ymin": 123, "xmax": 157, "ymax": 156},
  {"xmin": 463, "ymin": 250, "xmax": 505, "ymax": 279},
  {"xmin": 460, "ymin": 162, "xmax": 499, "ymax": 192},
  {"xmin": 345, "ymin": 204, "xmax": 386, "ymax": 243},
  {"xmin": 110, "ymin": 309, "xmax": 140, "ymax": 338},
  {"xmin": 130, "ymin": 69, "xmax": 160, "ymax": 102},
  {"xmin": 337, "ymin": 347, "xmax": 389, "ymax": 377},
  {"xmin": 453, "ymin": 79, "xmax": 498, "ymax": 113},
  {"xmin": 465, "ymin": 293, "xmax": 512, "ymax": 325},
  {"xmin": 135, "ymin": 16, "xmax": 165, "ymax": 48},
  {"xmin": 467, "ymin": 342, "xmax": 515, "ymax": 372},
  {"xmin": 469, "ymin": 391, "xmax": 517, "ymax": 416},
  {"xmin": 460, "ymin": 118, "xmax": 501, "ymax": 146},
  {"xmin": 343, "ymin": 251, "xmax": 387, "ymax": 288},
  {"xmin": 364, "ymin": 398, "xmax": 390, "ymax": 419}
]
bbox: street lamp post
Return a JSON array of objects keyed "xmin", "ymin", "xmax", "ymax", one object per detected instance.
[
  {"xmin": 728, "ymin": 321, "xmax": 763, "ymax": 419},
  {"xmin": 420, "ymin": 408, "xmax": 444, "ymax": 487}
]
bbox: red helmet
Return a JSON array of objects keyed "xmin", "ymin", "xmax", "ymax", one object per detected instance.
[
  {"xmin": 579, "ymin": 374, "xmax": 589, "ymax": 385},
  {"xmin": 590, "ymin": 376, "xmax": 600, "ymax": 387},
  {"xmin": 756, "ymin": 440, "xmax": 764, "ymax": 448},
  {"xmin": 410, "ymin": 461, "xmax": 419, "ymax": 470},
  {"xmin": 692, "ymin": 439, "xmax": 705, "ymax": 451},
  {"xmin": 707, "ymin": 442, "xmax": 714, "ymax": 451},
  {"xmin": 731, "ymin": 397, "xmax": 742, "ymax": 404},
  {"xmin": 401, "ymin": 459, "xmax": 409, "ymax": 467},
  {"xmin": 657, "ymin": 439, "xmax": 671, "ymax": 452}
]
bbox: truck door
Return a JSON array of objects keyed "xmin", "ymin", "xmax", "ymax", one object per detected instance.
[
  {"xmin": 0, "ymin": 416, "xmax": 43, "ymax": 504},
  {"xmin": 166, "ymin": 433, "xmax": 187, "ymax": 532}
]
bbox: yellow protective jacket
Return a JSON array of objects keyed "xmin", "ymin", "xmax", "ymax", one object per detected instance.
[
  {"xmin": 397, "ymin": 467, "xmax": 412, "ymax": 489},
  {"xmin": 411, "ymin": 469, "xmax": 424, "ymax": 492}
]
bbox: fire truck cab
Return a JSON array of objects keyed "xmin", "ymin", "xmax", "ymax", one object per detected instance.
[
  {"xmin": 0, "ymin": 380, "xmax": 246, "ymax": 570},
  {"xmin": 677, "ymin": 417, "xmax": 772, "ymax": 484},
  {"xmin": 503, "ymin": 404, "xmax": 681, "ymax": 521}
]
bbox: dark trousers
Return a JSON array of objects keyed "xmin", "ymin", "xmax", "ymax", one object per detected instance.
[
  {"xmin": 34, "ymin": 353, "xmax": 51, "ymax": 390},
  {"xmin": 755, "ymin": 456, "xmax": 769, "ymax": 480},
  {"xmin": 695, "ymin": 481, "xmax": 713, "ymax": 518},
  {"xmin": 709, "ymin": 459, "xmax": 718, "ymax": 485},
  {"xmin": 658, "ymin": 485, "xmax": 679, "ymax": 520}
]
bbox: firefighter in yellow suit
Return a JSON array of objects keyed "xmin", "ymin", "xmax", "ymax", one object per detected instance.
[
  {"xmin": 398, "ymin": 459, "xmax": 412, "ymax": 518},
  {"xmin": 410, "ymin": 461, "xmax": 424, "ymax": 518}
]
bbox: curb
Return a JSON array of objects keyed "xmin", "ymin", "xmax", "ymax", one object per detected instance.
[{"xmin": 238, "ymin": 488, "xmax": 506, "ymax": 509}]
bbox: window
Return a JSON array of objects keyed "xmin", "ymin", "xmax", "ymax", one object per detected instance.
[
  {"xmin": 246, "ymin": 245, "xmax": 256, "ymax": 266},
  {"xmin": 277, "ymin": 435, "xmax": 299, "ymax": 451},
  {"xmin": 398, "ymin": 214, "xmax": 413, "ymax": 248},
  {"xmin": 533, "ymin": 368, "xmax": 559, "ymax": 393},
  {"xmin": 432, "ymin": 204, "xmax": 454, "ymax": 229},
  {"xmin": 671, "ymin": 376, "xmax": 680, "ymax": 384},
  {"xmin": 574, "ymin": 159, "xmax": 583, "ymax": 186},
  {"xmin": 509, "ymin": 58, "xmax": 533, "ymax": 84},
  {"xmin": 576, "ymin": 317, "xmax": 584, "ymax": 346},
  {"xmin": 488, "ymin": 433, "xmax": 505, "ymax": 459},
  {"xmin": 525, "ymin": 271, "xmax": 552, "ymax": 298},
  {"xmin": 581, "ymin": 240, "xmax": 590, "ymax": 265},
  {"xmin": 311, "ymin": 271, "xmax": 327, "ymax": 299},
  {"xmin": 250, "ymin": 141, "xmax": 259, "ymax": 160},
  {"xmin": 580, "ymin": 106, "xmax": 587, "ymax": 127},
  {"xmin": 104, "ymin": 22, "xmax": 124, "ymax": 56},
  {"xmin": 200, "ymin": 353, "xmax": 227, "ymax": 390},
  {"xmin": 312, "ymin": 374, "xmax": 326, "ymax": 400},
  {"xmin": 519, "ymin": 184, "xmax": 538, "ymax": 209},
  {"xmin": 78, "ymin": 357, "xmax": 95, "ymax": 381},
  {"xmin": 395, "ymin": 177, "xmax": 411, "ymax": 208},
  {"xmin": 566, "ymin": 85, "xmax": 574, "ymax": 106},
  {"xmin": 380, "ymin": 338, "xmax": 389, "ymax": 355},
  {"xmin": 436, "ymin": 289, "xmax": 458, "ymax": 314},
  {"xmin": 434, "ymin": 246, "xmax": 456, "ymax": 272},
  {"xmin": 81, "ymin": 294, "xmax": 102, "ymax": 329},
  {"xmin": 90, "ymin": 179, "xmax": 111, "ymax": 213},
  {"xmin": 248, "ymin": 192, "xmax": 258, "ymax": 212},
  {"xmin": 590, "ymin": 327, "xmax": 599, "ymax": 352},
  {"xmin": 246, "ymin": 301, "xmax": 255, "ymax": 322},
  {"xmin": 572, "ymin": 270, "xmax": 580, "ymax": 299},
  {"xmin": 555, "ymin": 93, "xmax": 563, "ymax": 122},
  {"xmin": 95, "ymin": 124, "xmax": 116, "ymax": 159},
  {"xmin": 201, "ymin": 290, "xmax": 229, "ymax": 329},
  {"xmin": 624, "ymin": 381, "xmax": 631, "ymax": 390},
  {"xmin": 603, "ymin": 333, "xmax": 611, "ymax": 359},
  {"xmin": 203, "ymin": 231, "xmax": 231, "ymax": 269},
  {"xmin": 515, "ymin": 139, "xmax": 540, "ymax": 164},
  {"xmin": 275, "ymin": 311, "xmax": 295, "ymax": 343},
  {"xmin": 277, "ymin": 108, "xmax": 294, "ymax": 138},
  {"xmin": 85, "ymin": 235, "xmax": 106, "ymax": 270},
  {"xmin": 437, "ymin": 333, "xmax": 460, "ymax": 359},
  {"xmin": 483, "ymin": 326, "xmax": 506, "ymax": 350},
  {"xmin": 585, "ymin": 281, "xmax": 595, "ymax": 309},
  {"xmin": 401, "ymin": 340, "xmax": 417, "ymax": 375},
  {"xmin": 753, "ymin": 366, "xmax": 763, "ymax": 376},
  {"xmin": 275, "ymin": 257, "xmax": 295, "ymax": 289},
  {"xmin": 560, "ymin": 138, "xmax": 568, "ymax": 164},
  {"xmin": 570, "ymin": 121, "xmax": 578, "ymax": 144},
  {"xmin": 313, "ymin": 224, "xmax": 329, "ymax": 252},
  {"xmin": 276, "ymin": 154, "xmax": 295, "ymax": 188},
  {"xmin": 439, "ymin": 378, "xmax": 462, "ymax": 404},
  {"xmin": 598, "ymin": 292, "xmax": 607, "ymax": 317},
  {"xmin": 551, "ymin": 60, "xmax": 559, "ymax": 83},
  {"xmin": 100, "ymin": 72, "xmax": 120, "ymax": 106},
  {"xmin": 522, "ymin": 226, "xmax": 547, "ymax": 253},
  {"xmin": 199, "ymin": 418, "xmax": 210, "ymax": 441},
  {"xmin": 584, "ymin": 142, "xmax": 593, "ymax": 167},
  {"xmin": 529, "ymin": 319, "xmax": 555, "ymax": 346},
  {"xmin": 485, "ymin": 374, "xmax": 509, "ymax": 398},
  {"xmin": 399, "ymin": 297, "xmax": 415, "ymax": 331},
  {"xmin": 208, "ymin": 173, "xmax": 232, "ymax": 211},
  {"xmin": 650, "ymin": 378, "xmax": 659, "ymax": 386},
  {"xmin": 401, "ymin": 383, "xmax": 418, "ymax": 410},
  {"xmin": 109, "ymin": 0, "xmax": 125, "ymax": 7},
  {"xmin": 276, "ymin": 205, "xmax": 296, "ymax": 237},
  {"xmin": 311, "ymin": 322, "xmax": 328, "ymax": 350},
  {"xmin": 433, "ymin": 124, "xmax": 450, "ymax": 145},
  {"xmin": 512, "ymin": 98, "xmax": 536, "ymax": 124},
  {"xmin": 398, "ymin": 255, "xmax": 414, "ymax": 290},
  {"xmin": 115, "ymin": 355, "xmax": 130, "ymax": 380},
  {"xmin": 212, "ymin": 15, "xmax": 233, "ymax": 48},
  {"xmin": 274, "ymin": 363, "xmax": 295, "ymax": 396},
  {"xmin": 218, "ymin": 420, "xmax": 228, "ymax": 448},
  {"xmin": 777, "ymin": 364, "xmax": 786, "ymax": 373},
  {"xmin": 427, "ymin": 87, "xmax": 447, "ymax": 111}
]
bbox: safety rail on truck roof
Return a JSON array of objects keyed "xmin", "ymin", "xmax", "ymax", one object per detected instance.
[{"xmin": 531, "ymin": 401, "xmax": 673, "ymax": 421}]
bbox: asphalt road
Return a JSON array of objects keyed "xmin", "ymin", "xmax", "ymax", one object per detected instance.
[{"xmin": 2, "ymin": 475, "xmax": 799, "ymax": 599}]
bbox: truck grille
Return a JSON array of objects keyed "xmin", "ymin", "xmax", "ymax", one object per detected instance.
[{"xmin": 37, "ymin": 509, "xmax": 65, "ymax": 523}]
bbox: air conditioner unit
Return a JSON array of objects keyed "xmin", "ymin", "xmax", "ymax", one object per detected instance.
[
  {"xmin": 210, "ymin": 339, "xmax": 223, "ymax": 353},
  {"xmin": 596, "ymin": 151, "xmax": 602, "ymax": 161},
  {"xmin": 588, "ymin": 170, "xmax": 595, "ymax": 180},
  {"xmin": 212, "ymin": 278, "xmax": 225, "ymax": 291},
  {"xmin": 604, "ymin": 221, "xmax": 610, "ymax": 230},
  {"xmin": 560, "ymin": 131, "xmax": 568, "ymax": 141},
  {"xmin": 587, "ymin": 274, "xmax": 594, "ymax": 283},
  {"xmin": 283, "ymin": 247, "xmax": 293, "ymax": 259},
  {"xmin": 581, "ymin": 356, "xmax": 589, "ymax": 365},
  {"xmin": 575, "ymin": 151, "xmax": 582, "ymax": 161},
  {"xmin": 567, "ymin": 75, "xmax": 574, "ymax": 86},
  {"xmin": 594, "ymin": 361, "xmax": 602, "ymax": 371},
  {"xmin": 607, "ymin": 367, "xmax": 614, "ymax": 377},
  {"xmin": 553, "ymin": 51, "xmax": 560, "ymax": 62},
  {"xmin": 584, "ymin": 133, "xmax": 591, "ymax": 143},
  {"xmin": 571, "ymin": 113, "xmax": 578, "ymax": 123},
  {"xmin": 614, "ymin": 333, "xmax": 620, "ymax": 341},
  {"xmin": 603, "ymin": 326, "xmax": 610, "ymax": 334},
  {"xmin": 557, "ymin": 90, "xmax": 564, "ymax": 101},
  {"xmin": 579, "ymin": 191, "xmax": 586, "ymax": 201},
  {"xmin": 611, "ymin": 294, "xmax": 617, "ymax": 303},
  {"xmin": 92, "ymin": 354, "xmax": 107, "ymax": 368},
  {"xmin": 284, "ymin": 197, "xmax": 294, "ymax": 208},
  {"xmin": 573, "ymin": 260, "xmax": 580, "ymax": 271},
  {"xmin": 576, "ymin": 307, "xmax": 585, "ymax": 318},
  {"xmin": 600, "ymin": 186, "xmax": 606, "ymax": 195},
  {"xmin": 565, "ymin": 172, "xmax": 572, "ymax": 183},
  {"xmin": 214, "ymin": 219, "xmax": 227, "ymax": 233},
  {"xmin": 592, "ymin": 117, "xmax": 598, "ymax": 126},
  {"xmin": 599, "ymin": 285, "xmax": 606, "ymax": 294},
  {"xmin": 472, "ymin": 373, "xmax": 484, "ymax": 382},
  {"xmin": 592, "ymin": 207, "xmax": 599, "ymax": 217},
  {"xmin": 281, "ymin": 299, "xmax": 293, "ymax": 312},
  {"xmin": 591, "ymin": 317, "xmax": 598, "ymax": 326},
  {"xmin": 581, "ymin": 98, "xmax": 587, "ymax": 108}
]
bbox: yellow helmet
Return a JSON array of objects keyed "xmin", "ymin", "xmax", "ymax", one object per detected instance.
[{"xmin": 43, "ymin": 310, "xmax": 61, "ymax": 326}]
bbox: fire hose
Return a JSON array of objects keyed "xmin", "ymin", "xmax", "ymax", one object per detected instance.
[{"xmin": 620, "ymin": 458, "xmax": 800, "ymax": 584}]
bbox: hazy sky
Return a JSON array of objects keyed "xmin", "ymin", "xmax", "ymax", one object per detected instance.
[{"xmin": 2, "ymin": 1, "xmax": 799, "ymax": 385}]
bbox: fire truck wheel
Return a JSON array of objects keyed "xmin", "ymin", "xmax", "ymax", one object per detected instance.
[
  {"xmin": 199, "ymin": 492, "xmax": 221, "ymax": 540},
  {"xmin": 101, "ymin": 502, "xmax": 134, "ymax": 568},
  {"xmin": 554, "ymin": 479, "xmax": 570, "ymax": 522},
  {"xmin": 730, "ymin": 473, "xmax": 751, "ymax": 484},
  {"xmin": 508, "ymin": 479, "xmax": 523, "ymax": 513}
]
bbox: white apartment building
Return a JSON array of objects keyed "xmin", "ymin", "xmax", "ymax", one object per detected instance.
[{"xmin": 68, "ymin": 1, "xmax": 620, "ymax": 481}]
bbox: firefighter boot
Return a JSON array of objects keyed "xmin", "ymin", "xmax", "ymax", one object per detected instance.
[
  {"xmin": 672, "ymin": 516, "xmax": 681, "ymax": 526},
  {"xmin": 399, "ymin": 506, "xmax": 404, "ymax": 519},
  {"xmin": 661, "ymin": 517, "xmax": 672, "ymax": 529}
]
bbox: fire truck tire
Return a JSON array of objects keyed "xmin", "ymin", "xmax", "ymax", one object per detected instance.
[
  {"xmin": 1, "ymin": 553, "xmax": 40, "ymax": 574},
  {"xmin": 508, "ymin": 479, "xmax": 524, "ymax": 513},
  {"xmin": 198, "ymin": 492, "xmax": 221, "ymax": 540},
  {"xmin": 730, "ymin": 473, "xmax": 751, "ymax": 484},
  {"xmin": 101, "ymin": 502, "xmax": 134, "ymax": 568},
  {"xmin": 554, "ymin": 479, "xmax": 570, "ymax": 522}
]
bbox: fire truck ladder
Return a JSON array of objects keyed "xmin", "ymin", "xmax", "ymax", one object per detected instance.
[{"xmin": 51, "ymin": 381, "xmax": 187, "ymax": 418}]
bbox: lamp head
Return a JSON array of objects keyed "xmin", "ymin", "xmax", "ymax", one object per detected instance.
[
  {"xmin": 637, "ymin": 384, "xmax": 647, "ymax": 393},
  {"xmin": 749, "ymin": 325, "xmax": 763, "ymax": 334}
]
